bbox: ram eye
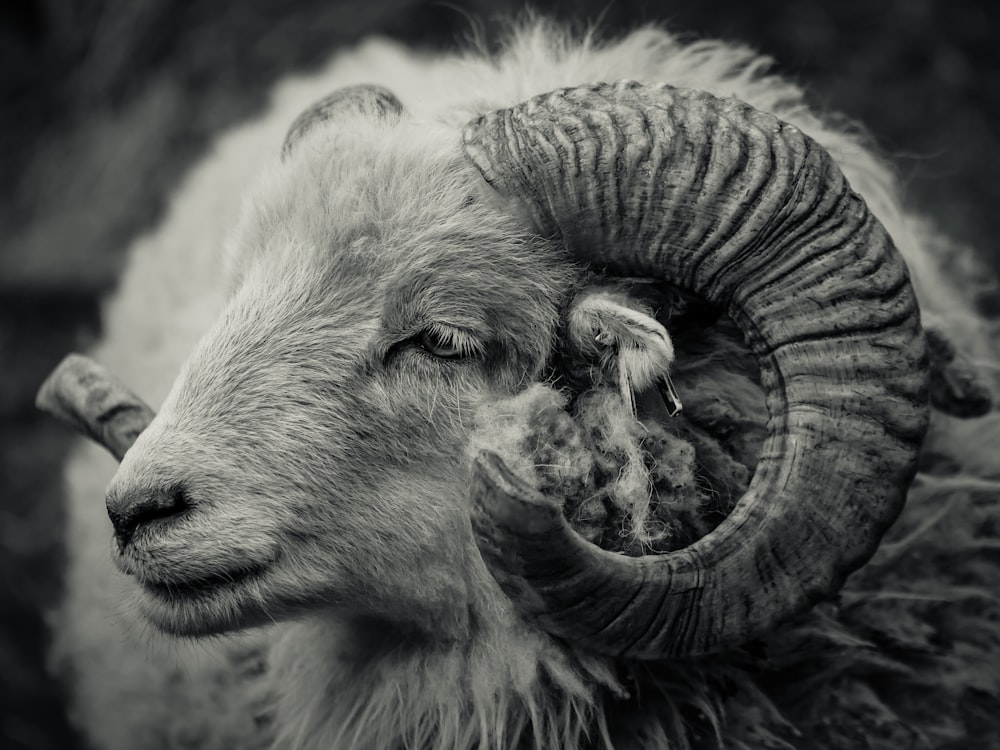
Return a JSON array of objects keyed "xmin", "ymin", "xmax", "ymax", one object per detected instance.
[
  {"xmin": 417, "ymin": 329, "xmax": 465, "ymax": 359},
  {"xmin": 412, "ymin": 324, "xmax": 483, "ymax": 361}
]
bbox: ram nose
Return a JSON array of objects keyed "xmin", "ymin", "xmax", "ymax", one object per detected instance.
[{"xmin": 106, "ymin": 483, "xmax": 189, "ymax": 550}]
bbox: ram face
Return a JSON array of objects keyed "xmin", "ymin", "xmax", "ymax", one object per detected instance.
[{"xmin": 103, "ymin": 83, "xmax": 929, "ymax": 658}]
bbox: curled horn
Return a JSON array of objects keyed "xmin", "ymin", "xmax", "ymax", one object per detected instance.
[
  {"xmin": 462, "ymin": 82, "xmax": 930, "ymax": 658},
  {"xmin": 282, "ymin": 84, "xmax": 404, "ymax": 158}
]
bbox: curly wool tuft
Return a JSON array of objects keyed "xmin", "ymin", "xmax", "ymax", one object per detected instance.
[{"xmin": 472, "ymin": 384, "xmax": 712, "ymax": 554}]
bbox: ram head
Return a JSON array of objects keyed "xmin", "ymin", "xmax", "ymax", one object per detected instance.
[{"xmin": 40, "ymin": 82, "xmax": 931, "ymax": 660}]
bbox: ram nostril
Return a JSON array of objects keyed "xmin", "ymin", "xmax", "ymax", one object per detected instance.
[{"xmin": 108, "ymin": 485, "xmax": 190, "ymax": 550}]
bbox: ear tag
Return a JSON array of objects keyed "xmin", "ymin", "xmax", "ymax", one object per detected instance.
[{"xmin": 658, "ymin": 373, "xmax": 683, "ymax": 417}]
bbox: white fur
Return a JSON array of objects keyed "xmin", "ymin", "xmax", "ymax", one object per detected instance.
[{"xmin": 52, "ymin": 18, "xmax": 997, "ymax": 750}]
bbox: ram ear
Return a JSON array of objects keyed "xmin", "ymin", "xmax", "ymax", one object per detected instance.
[
  {"xmin": 282, "ymin": 84, "xmax": 405, "ymax": 159},
  {"xmin": 562, "ymin": 288, "xmax": 682, "ymax": 419}
]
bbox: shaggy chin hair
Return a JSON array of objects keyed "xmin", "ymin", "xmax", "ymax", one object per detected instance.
[{"xmin": 269, "ymin": 613, "xmax": 747, "ymax": 750}]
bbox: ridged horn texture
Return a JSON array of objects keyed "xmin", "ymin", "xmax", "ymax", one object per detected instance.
[
  {"xmin": 282, "ymin": 84, "xmax": 404, "ymax": 158},
  {"xmin": 462, "ymin": 82, "xmax": 930, "ymax": 658}
]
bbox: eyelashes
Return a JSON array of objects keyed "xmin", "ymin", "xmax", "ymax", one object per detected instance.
[
  {"xmin": 384, "ymin": 323, "xmax": 485, "ymax": 365},
  {"xmin": 415, "ymin": 323, "xmax": 484, "ymax": 360}
]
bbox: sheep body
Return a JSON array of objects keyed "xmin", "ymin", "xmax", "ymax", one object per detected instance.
[{"xmin": 52, "ymin": 19, "xmax": 1000, "ymax": 750}]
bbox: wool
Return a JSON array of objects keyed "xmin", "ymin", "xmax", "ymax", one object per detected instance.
[{"xmin": 472, "ymin": 383, "xmax": 710, "ymax": 554}]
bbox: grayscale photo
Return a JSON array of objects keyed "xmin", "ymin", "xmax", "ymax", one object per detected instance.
[{"xmin": 2, "ymin": 1, "xmax": 997, "ymax": 748}]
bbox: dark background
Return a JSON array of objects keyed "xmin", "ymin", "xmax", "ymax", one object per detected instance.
[{"xmin": 1, "ymin": 1, "xmax": 996, "ymax": 747}]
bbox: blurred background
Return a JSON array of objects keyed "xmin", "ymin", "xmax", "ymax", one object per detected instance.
[{"xmin": 1, "ymin": 0, "xmax": 996, "ymax": 747}]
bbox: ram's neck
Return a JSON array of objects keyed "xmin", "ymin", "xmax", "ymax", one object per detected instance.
[
  {"xmin": 264, "ymin": 612, "xmax": 596, "ymax": 749},
  {"xmin": 263, "ymin": 612, "xmax": 730, "ymax": 750}
]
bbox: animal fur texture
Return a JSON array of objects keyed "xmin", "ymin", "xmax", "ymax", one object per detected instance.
[{"xmin": 52, "ymin": 17, "xmax": 1000, "ymax": 750}]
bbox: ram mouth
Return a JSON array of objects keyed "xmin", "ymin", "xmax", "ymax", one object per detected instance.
[{"xmin": 140, "ymin": 565, "xmax": 267, "ymax": 600}]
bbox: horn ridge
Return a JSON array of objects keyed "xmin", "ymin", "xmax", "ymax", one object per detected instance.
[{"xmin": 463, "ymin": 81, "xmax": 929, "ymax": 657}]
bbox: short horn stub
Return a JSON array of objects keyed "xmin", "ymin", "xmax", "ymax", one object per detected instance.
[
  {"xmin": 36, "ymin": 354, "xmax": 154, "ymax": 461},
  {"xmin": 282, "ymin": 84, "xmax": 404, "ymax": 158},
  {"xmin": 463, "ymin": 82, "xmax": 929, "ymax": 658}
]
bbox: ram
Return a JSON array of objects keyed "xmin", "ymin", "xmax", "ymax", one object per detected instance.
[{"xmin": 43, "ymin": 19, "xmax": 999, "ymax": 750}]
